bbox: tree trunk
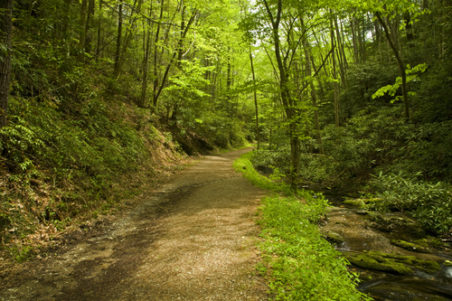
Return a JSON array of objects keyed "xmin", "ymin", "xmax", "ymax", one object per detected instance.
[
  {"xmin": 140, "ymin": 2, "xmax": 153, "ymax": 107},
  {"xmin": 152, "ymin": 0, "xmax": 165, "ymax": 108},
  {"xmin": 113, "ymin": 0, "xmax": 123, "ymax": 76},
  {"xmin": 302, "ymin": 22, "xmax": 323, "ymax": 153},
  {"xmin": 153, "ymin": 10, "xmax": 197, "ymax": 108},
  {"xmin": 84, "ymin": 0, "xmax": 95, "ymax": 53},
  {"xmin": 95, "ymin": 0, "xmax": 103, "ymax": 59},
  {"xmin": 118, "ymin": 0, "xmax": 143, "ymax": 74},
  {"xmin": 334, "ymin": 16, "xmax": 347, "ymax": 86},
  {"xmin": 80, "ymin": 0, "xmax": 87, "ymax": 51},
  {"xmin": 249, "ymin": 49, "xmax": 260, "ymax": 150},
  {"xmin": 376, "ymin": 12, "xmax": 410, "ymax": 121},
  {"xmin": 330, "ymin": 16, "xmax": 340, "ymax": 127},
  {"xmin": 262, "ymin": 0, "xmax": 299, "ymax": 190},
  {"xmin": 0, "ymin": 0, "xmax": 13, "ymax": 128}
]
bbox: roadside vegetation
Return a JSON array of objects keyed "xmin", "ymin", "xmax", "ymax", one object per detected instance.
[{"xmin": 234, "ymin": 153, "xmax": 370, "ymax": 300}]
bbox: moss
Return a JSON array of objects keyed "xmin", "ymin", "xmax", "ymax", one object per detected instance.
[
  {"xmin": 343, "ymin": 198, "xmax": 382, "ymax": 209},
  {"xmin": 322, "ymin": 231, "xmax": 345, "ymax": 244},
  {"xmin": 414, "ymin": 237, "xmax": 443, "ymax": 249},
  {"xmin": 344, "ymin": 199, "xmax": 366, "ymax": 208},
  {"xmin": 346, "ymin": 251, "xmax": 441, "ymax": 275},
  {"xmin": 346, "ymin": 251, "xmax": 413, "ymax": 275},
  {"xmin": 391, "ymin": 239, "xmax": 430, "ymax": 253}
]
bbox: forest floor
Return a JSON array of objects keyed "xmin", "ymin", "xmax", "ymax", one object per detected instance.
[{"xmin": 0, "ymin": 148, "xmax": 268, "ymax": 300}]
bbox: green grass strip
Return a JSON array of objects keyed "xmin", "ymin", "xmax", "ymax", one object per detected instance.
[{"xmin": 235, "ymin": 151, "xmax": 370, "ymax": 300}]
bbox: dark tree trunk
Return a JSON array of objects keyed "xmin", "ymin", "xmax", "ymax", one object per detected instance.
[
  {"xmin": 84, "ymin": 0, "xmax": 95, "ymax": 53},
  {"xmin": 113, "ymin": 0, "xmax": 123, "ymax": 76},
  {"xmin": 376, "ymin": 12, "xmax": 410, "ymax": 122},
  {"xmin": 95, "ymin": 0, "xmax": 103, "ymax": 59},
  {"xmin": 0, "ymin": 0, "xmax": 13, "ymax": 128},
  {"xmin": 140, "ymin": 2, "xmax": 153, "ymax": 107},
  {"xmin": 249, "ymin": 49, "xmax": 260, "ymax": 150},
  {"xmin": 330, "ymin": 15, "xmax": 340, "ymax": 127}
]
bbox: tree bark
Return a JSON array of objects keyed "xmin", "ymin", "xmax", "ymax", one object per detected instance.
[
  {"xmin": 113, "ymin": 0, "xmax": 123, "ymax": 76},
  {"xmin": 140, "ymin": 2, "xmax": 153, "ymax": 107},
  {"xmin": 80, "ymin": 0, "xmax": 87, "ymax": 51},
  {"xmin": 262, "ymin": 0, "xmax": 300, "ymax": 190},
  {"xmin": 330, "ymin": 15, "xmax": 340, "ymax": 127},
  {"xmin": 249, "ymin": 49, "xmax": 260, "ymax": 150},
  {"xmin": 95, "ymin": 0, "xmax": 103, "ymax": 59},
  {"xmin": 84, "ymin": 0, "xmax": 95, "ymax": 53},
  {"xmin": 152, "ymin": 0, "xmax": 165, "ymax": 108},
  {"xmin": 302, "ymin": 20, "xmax": 323, "ymax": 153},
  {"xmin": 376, "ymin": 12, "xmax": 410, "ymax": 121},
  {"xmin": 0, "ymin": 0, "xmax": 13, "ymax": 128}
]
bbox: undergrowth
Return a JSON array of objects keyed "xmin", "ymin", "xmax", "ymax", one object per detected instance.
[{"xmin": 235, "ymin": 151, "xmax": 370, "ymax": 300}]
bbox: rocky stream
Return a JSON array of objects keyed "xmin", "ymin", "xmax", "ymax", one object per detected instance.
[{"xmin": 321, "ymin": 197, "xmax": 452, "ymax": 300}]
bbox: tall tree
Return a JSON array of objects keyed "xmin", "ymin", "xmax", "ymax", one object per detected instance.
[
  {"xmin": 113, "ymin": 0, "xmax": 124, "ymax": 76},
  {"xmin": 0, "ymin": 0, "xmax": 13, "ymax": 128},
  {"xmin": 260, "ymin": 0, "xmax": 301, "ymax": 189},
  {"xmin": 249, "ymin": 49, "xmax": 260, "ymax": 149}
]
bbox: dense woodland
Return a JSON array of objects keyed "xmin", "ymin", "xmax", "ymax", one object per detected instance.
[{"xmin": 0, "ymin": 0, "xmax": 451, "ymax": 277}]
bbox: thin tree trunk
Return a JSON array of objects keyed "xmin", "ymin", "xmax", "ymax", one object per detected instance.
[
  {"xmin": 302, "ymin": 20, "xmax": 323, "ymax": 153},
  {"xmin": 334, "ymin": 16, "xmax": 347, "ymax": 86},
  {"xmin": 262, "ymin": 0, "xmax": 299, "ymax": 190},
  {"xmin": 140, "ymin": 2, "xmax": 153, "ymax": 107},
  {"xmin": 330, "ymin": 15, "xmax": 340, "ymax": 127},
  {"xmin": 118, "ymin": 0, "xmax": 143, "ymax": 73},
  {"xmin": 0, "ymin": 0, "xmax": 13, "ymax": 128},
  {"xmin": 80, "ymin": 0, "xmax": 87, "ymax": 51},
  {"xmin": 153, "ymin": 10, "xmax": 197, "ymax": 108},
  {"xmin": 249, "ymin": 49, "xmax": 260, "ymax": 150},
  {"xmin": 113, "ymin": 0, "xmax": 123, "ymax": 76},
  {"xmin": 152, "ymin": 0, "xmax": 165, "ymax": 108},
  {"xmin": 95, "ymin": 0, "xmax": 103, "ymax": 60},
  {"xmin": 376, "ymin": 12, "xmax": 410, "ymax": 121},
  {"xmin": 84, "ymin": 0, "xmax": 95, "ymax": 53}
]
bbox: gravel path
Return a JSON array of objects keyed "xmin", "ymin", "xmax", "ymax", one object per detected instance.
[{"xmin": 0, "ymin": 149, "xmax": 268, "ymax": 300}]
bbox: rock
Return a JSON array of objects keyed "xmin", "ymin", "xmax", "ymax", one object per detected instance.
[
  {"xmin": 343, "ymin": 198, "xmax": 382, "ymax": 209},
  {"xmin": 368, "ymin": 212, "xmax": 425, "ymax": 238},
  {"xmin": 322, "ymin": 231, "xmax": 345, "ymax": 244},
  {"xmin": 345, "ymin": 251, "xmax": 441, "ymax": 275},
  {"xmin": 391, "ymin": 239, "xmax": 431, "ymax": 253}
]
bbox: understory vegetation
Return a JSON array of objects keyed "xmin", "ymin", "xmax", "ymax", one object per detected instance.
[
  {"xmin": 0, "ymin": 0, "xmax": 255, "ymax": 260},
  {"xmin": 0, "ymin": 0, "xmax": 450, "ymax": 298},
  {"xmin": 235, "ymin": 153, "xmax": 369, "ymax": 300}
]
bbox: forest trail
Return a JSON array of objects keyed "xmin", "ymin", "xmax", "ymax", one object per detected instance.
[{"xmin": 0, "ymin": 149, "xmax": 268, "ymax": 300}]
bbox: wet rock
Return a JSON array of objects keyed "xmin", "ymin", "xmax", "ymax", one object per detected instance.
[
  {"xmin": 343, "ymin": 198, "xmax": 382, "ymax": 209},
  {"xmin": 345, "ymin": 251, "xmax": 441, "ymax": 275},
  {"xmin": 391, "ymin": 239, "xmax": 431, "ymax": 253},
  {"xmin": 368, "ymin": 212, "xmax": 425, "ymax": 238},
  {"xmin": 322, "ymin": 231, "xmax": 345, "ymax": 244}
]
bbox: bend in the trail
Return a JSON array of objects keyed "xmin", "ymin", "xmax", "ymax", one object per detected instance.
[{"xmin": 0, "ymin": 148, "xmax": 268, "ymax": 301}]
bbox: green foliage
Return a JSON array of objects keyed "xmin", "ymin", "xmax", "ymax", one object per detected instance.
[
  {"xmin": 233, "ymin": 151, "xmax": 289, "ymax": 193},
  {"xmin": 9, "ymin": 245, "xmax": 34, "ymax": 263},
  {"xmin": 372, "ymin": 63, "xmax": 428, "ymax": 103},
  {"xmin": 234, "ymin": 152, "xmax": 368, "ymax": 300},
  {"xmin": 259, "ymin": 195, "xmax": 367, "ymax": 300},
  {"xmin": 369, "ymin": 172, "xmax": 452, "ymax": 235},
  {"xmin": 0, "ymin": 117, "xmax": 44, "ymax": 172}
]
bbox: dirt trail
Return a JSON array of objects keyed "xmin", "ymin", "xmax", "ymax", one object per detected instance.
[{"xmin": 0, "ymin": 149, "xmax": 268, "ymax": 300}]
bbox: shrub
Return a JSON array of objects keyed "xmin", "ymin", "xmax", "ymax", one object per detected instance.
[{"xmin": 369, "ymin": 172, "xmax": 452, "ymax": 235}]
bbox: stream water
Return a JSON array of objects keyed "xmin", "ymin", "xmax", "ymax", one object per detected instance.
[{"xmin": 321, "ymin": 195, "xmax": 452, "ymax": 300}]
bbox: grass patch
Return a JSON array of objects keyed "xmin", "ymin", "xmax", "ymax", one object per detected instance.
[
  {"xmin": 233, "ymin": 152, "xmax": 291, "ymax": 194},
  {"xmin": 235, "ymin": 152, "xmax": 370, "ymax": 300}
]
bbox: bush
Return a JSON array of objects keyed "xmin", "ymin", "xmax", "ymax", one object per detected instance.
[{"xmin": 369, "ymin": 172, "xmax": 452, "ymax": 235}]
